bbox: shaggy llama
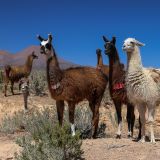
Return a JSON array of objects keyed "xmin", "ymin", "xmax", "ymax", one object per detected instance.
[
  {"xmin": 123, "ymin": 38, "xmax": 160, "ymax": 143},
  {"xmin": 37, "ymin": 34, "xmax": 108, "ymax": 138}
]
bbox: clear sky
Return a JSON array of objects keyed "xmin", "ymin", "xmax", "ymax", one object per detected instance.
[{"xmin": 0, "ymin": 0, "xmax": 160, "ymax": 67}]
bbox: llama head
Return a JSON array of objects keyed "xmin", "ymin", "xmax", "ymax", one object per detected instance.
[
  {"xmin": 122, "ymin": 38, "xmax": 145, "ymax": 53},
  {"xmin": 31, "ymin": 51, "xmax": 38, "ymax": 59},
  {"xmin": 96, "ymin": 48, "xmax": 102, "ymax": 57},
  {"xmin": 37, "ymin": 34, "xmax": 53, "ymax": 55},
  {"xmin": 103, "ymin": 36, "xmax": 116, "ymax": 56}
]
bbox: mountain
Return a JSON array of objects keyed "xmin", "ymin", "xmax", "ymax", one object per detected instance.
[{"xmin": 0, "ymin": 46, "xmax": 79, "ymax": 69}]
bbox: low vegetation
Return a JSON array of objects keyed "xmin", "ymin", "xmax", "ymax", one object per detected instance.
[
  {"xmin": 0, "ymin": 104, "xmax": 109, "ymax": 159},
  {"xmin": 29, "ymin": 70, "xmax": 47, "ymax": 96}
]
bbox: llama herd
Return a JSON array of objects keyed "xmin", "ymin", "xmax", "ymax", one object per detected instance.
[{"xmin": 2, "ymin": 34, "xmax": 160, "ymax": 144}]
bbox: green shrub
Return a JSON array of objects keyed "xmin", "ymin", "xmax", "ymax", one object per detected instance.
[
  {"xmin": 29, "ymin": 70, "xmax": 47, "ymax": 96},
  {"xmin": 13, "ymin": 108, "xmax": 83, "ymax": 160},
  {"xmin": 0, "ymin": 111, "xmax": 26, "ymax": 134}
]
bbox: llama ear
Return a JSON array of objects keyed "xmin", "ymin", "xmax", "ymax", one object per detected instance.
[
  {"xmin": 48, "ymin": 34, "xmax": 52, "ymax": 43},
  {"xmin": 37, "ymin": 35, "xmax": 44, "ymax": 42},
  {"xmin": 103, "ymin": 36, "xmax": 109, "ymax": 43},
  {"xmin": 135, "ymin": 40, "xmax": 145, "ymax": 47},
  {"xmin": 96, "ymin": 49, "xmax": 102, "ymax": 54},
  {"xmin": 111, "ymin": 37, "xmax": 116, "ymax": 45}
]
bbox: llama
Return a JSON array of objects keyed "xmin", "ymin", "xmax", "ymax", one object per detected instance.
[
  {"xmin": 20, "ymin": 77, "xmax": 29, "ymax": 111},
  {"xmin": 3, "ymin": 52, "xmax": 38, "ymax": 96},
  {"xmin": 96, "ymin": 49, "xmax": 113, "ymax": 107},
  {"xmin": 37, "ymin": 34, "xmax": 108, "ymax": 138},
  {"xmin": 96, "ymin": 49, "xmax": 109, "ymax": 76},
  {"xmin": 123, "ymin": 37, "xmax": 160, "ymax": 143},
  {"xmin": 103, "ymin": 36, "xmax": 138, "ymax": 138}
]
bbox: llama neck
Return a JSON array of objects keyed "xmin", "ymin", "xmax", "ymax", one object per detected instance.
[
  {"xmin": 108, "ymin": 48, "xmax": 121, "ymax": 88},
  {"xmin": 126, "ymin": 46, "xmax": 143, "ymax": 73},
  {"xmin": 97, "ymin": 54, "xmax": 103, "ymax": 67},
  {"xmin": 46, "ymin": 47, "xmax": 63, "ymax": 87},
  {"xmin": 25, "ymin": 56, "xmax": 34, "ymax": 75}
]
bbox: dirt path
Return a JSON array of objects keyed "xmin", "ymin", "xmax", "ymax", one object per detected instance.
[
  {"xmin": 1, "ymin": 136, "xmax": 160, "ymax": 160},
  {"xmin": 82, "ymin": 138, "xmax": 160, "ymax": 160},
  {"xmin": 0, "ymin": 135, "xmax": 20, "ymax": 160}
]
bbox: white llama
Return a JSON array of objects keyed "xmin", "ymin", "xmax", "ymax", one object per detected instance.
[{"xmin": 123, "ymin": 38, "xmax": 160, "ymax": 143}]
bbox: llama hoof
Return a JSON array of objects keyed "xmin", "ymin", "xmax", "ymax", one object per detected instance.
[
  {"xmin": 116, "ymin": 134, "xmax": 121, "ymax": 139},
  {"xmin": 127, "ymin": 134, "xmax": 132, "ymax": 139},
  {"xmin": 24, "ymin": 109, "xmax": 29, "ymax": 113},
  {"xmin": 150, "ymin": 138, "xmax": 156, "ymax": 144},
  {"xmin": 138, "ymin": 136, "xmax": 145, "ymax": 143},
  {"xmin": 72, "ymin": 132, "xmax": 76, "ymax": 136},
  {"xmin": 92, "ymin": 136, "xmax": 97, "ymax": 139}
]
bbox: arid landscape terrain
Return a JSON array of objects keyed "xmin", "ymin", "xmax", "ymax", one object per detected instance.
[
  {"xmin": 0, "ymin": 92, "xmax": 160, "ymax": 160},
  {"xmin": 1, "ymin": 46, "xmax": 160, "ymax": 160}
]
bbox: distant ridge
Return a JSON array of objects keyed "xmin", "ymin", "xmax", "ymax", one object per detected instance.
[{"xmin": 0, "ymin": 45, "xmax": 79, "ymax": 69}]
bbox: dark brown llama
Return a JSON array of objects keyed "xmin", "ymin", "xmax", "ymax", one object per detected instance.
[
  {"xmin": 103, "ymin": 36, "xmax": 140, "ymax": 138},
  {"xmin": 3, "ymin": 52, "xmax": 38, "ymax": 96},
  {"xmin": 96, "ymin": 49, "xmax": 109, "ymax": 76},
  {"xmin": 37, "ymin": 34, "xmax": 108, "ymax": 138}
]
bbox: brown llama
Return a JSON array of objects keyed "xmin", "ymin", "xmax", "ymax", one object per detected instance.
[
  {"xmin": 3, "ymin": 52, "xmax": 38, "ymax": 96},
  {"xmin": 96, "ymin": 49, "xmax": 109, "ymax": 76},
  {"xmin": 103, "ymin": 36, "xmax": 141, "ymax": 139},
  {"xmin": 37, "ymin": 34, "xmax": 108, "ymax": 138}
]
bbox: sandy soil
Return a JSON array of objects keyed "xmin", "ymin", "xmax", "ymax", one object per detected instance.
[{"xmin": 1, "ymin": 93, "xmax": 160, "ymax": 160}]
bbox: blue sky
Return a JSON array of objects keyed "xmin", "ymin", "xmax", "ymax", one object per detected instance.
[{"xmin": 0, "ymin": 0, "xmax": 160, "ymax": 67}]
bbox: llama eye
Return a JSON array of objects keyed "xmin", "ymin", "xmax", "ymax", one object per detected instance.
[
  {"xmin": 45, "ymin": 43, "xmax": 51, "ymax": 50},
  {"xmin": 130, "ymin": 42, "xmax": 134, "ymax": 45}
]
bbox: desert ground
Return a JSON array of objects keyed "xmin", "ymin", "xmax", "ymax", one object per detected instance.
[{"xmin": 1, "ymin": 92, "xmax": 160, "ymax": 160}]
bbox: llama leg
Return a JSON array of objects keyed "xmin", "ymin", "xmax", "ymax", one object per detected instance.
[
  {"xmin": 89, "ymin": 102, "xmax": 100, "ymax": 138},
  {"xmin": 138, "ymin": 116, "xmax": 142, "ymax": 139},
  {"xmin": 126, "ymin": 103, "xmax": 135, "ymax": 138},
  {"xmin": 10, "ymin": 81, "xmax": 14, "ymax": 95},
  {"xmin": 19, "ymin": 82, "xmax": 22, "ymax": 91},
  {"xmin": 68, "ymin": 102, "xmax": 76, "ymax": 136},
  {"xmin": 114, "ymin": 102, "xmax": 122, "ymax": 139},
  {"xmin": 137, "ymin": 105, "xmax": 146, "ymax": 143},
  {"xmin": 4, "ymin": 81, "xmax": 9, "ymax": 97},
  {"xmin": 92, "ymin": 103, "xmax": 100, "ymax": 138},
  {"xmin": 56, "ymin": 100, "xmax": 64, "ymax": 126},
  {"xmin": 147, "ymin": 106, "xmax": 156, "ymax": 143},
  {"xmin": 89, "ymin": 102, "xmax": 95, "ymax": 137},
  {"xmin": 130, "ymin": 105, "xmax": 135, "ymax": 137}
]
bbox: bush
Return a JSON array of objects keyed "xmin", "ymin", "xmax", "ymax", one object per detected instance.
[
  {"xmin": 0, "ymin": 111, "xmax": 26, "ymax": 134},
  {"xmin": 15, "ymin": 123, "xmax": 84, "ymax": 160},
  {"xmin": 74, "ymin": 105, "xmax": 106, "ymax": 139},
  {"xmin": 29, "ymin": 70, "xmax": 47, "ymax": 96},
  {"xmin": 1, "ymin": 108, "xmax": 84, "ymax": 160}
]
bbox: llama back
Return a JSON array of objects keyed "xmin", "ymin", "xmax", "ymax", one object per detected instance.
[{"xmin": 53, "ymin": 67, "xmax": 108, "ymax": 102}]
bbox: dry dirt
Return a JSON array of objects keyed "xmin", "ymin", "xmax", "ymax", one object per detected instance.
[{"xmin": 1, "ymin": 93, "xmax": 160, "ymax": 160}]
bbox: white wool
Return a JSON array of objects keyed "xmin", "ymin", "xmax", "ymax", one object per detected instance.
[
  {"xmin": 41, "ymin": 39, "xmax": 49, "ymax": 46},
  {"xmin": 71, "ymin": 123, "xmax": 75, "ymax": 136},
  {"xmin": 124, "ymin": 38, "xmax": 136, "ymax": 45},
  {"xmin": 123, "ymin": 37, "xmax": 160, "ymax": 143}
]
